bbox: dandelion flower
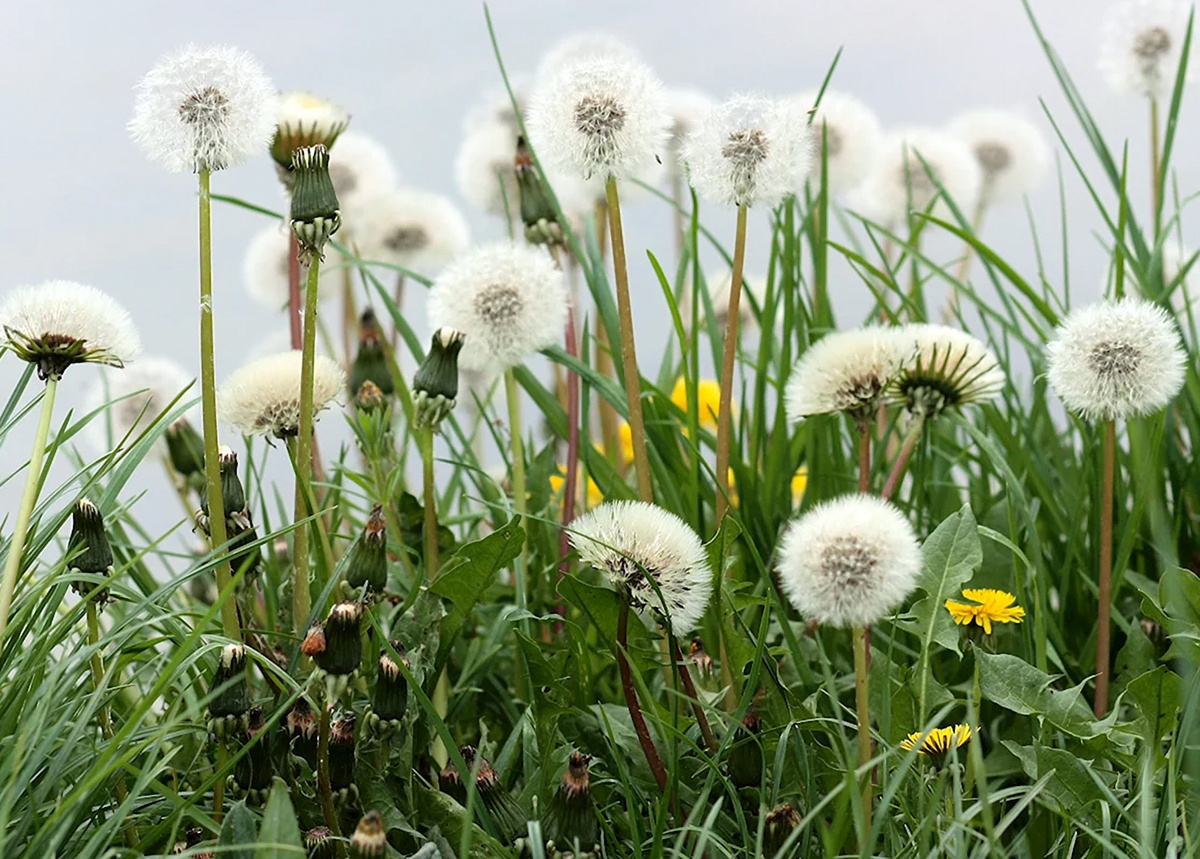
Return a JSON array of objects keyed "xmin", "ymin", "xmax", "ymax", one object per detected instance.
[
  {"xmin": 891, "ymin": 324, "xmax": 1004, "ymax": 417},
  {"xmin": 670, "ymin": 377, "xmax": 723, "ymax": 431},
  {"xmin": 242, "ymin": 224, "xmax": 339, "ymax": 309},
  {"xmin": 129, "ymin": 44, "xmax": 278, "ymax": 174},
  {"xmin": 776, "ymin": 494, "xmax": 921, "ymax": 628},
  {"xmin": 945, "ymin": 588, "xmax": 1026, "ymax": 634},
  {"xmin": 356, "ymin": 188, "xmax": 471, "ymax": 277},
  {"xmin": 536, "ymin": 32, "xmax": 641, "ymax": 80},
  {"xmin": 900, "ymin": 724, "xmax": 974, "ymax": 762},
  {"xmin": 270, "ymin": 91, "xmax": 350, "ymax": 169},
  {"xmin": 857, "ymin": 128, "xmax": 982, "ymax": 227},
  {"xmin": 681, "ymin": 95, "xmax": 809, "ymax": 208},
  {"xmin": 1046, "ymin": 297, "xmax": 1186, "ymax": 420},
  {"xmin": 427, "ymin": 242, "xmax": 568, "ymax": 375},
  {"xmin": 327, "ymin": 131, "xmax": 399, "ymax": 217},
  {"xmin": 1100, "ymin": 0, "xmax": 1196, "ymax": 99},
  {"xmin": 526, "ymin": 54, "xmax": 670, "ymax": 182},
  {"xmin": 785, "ymin": 327, "xmax": 908, "ymax": 422},
  {"xmin": 947, "ymin": 109, "xmax": 1049, "ymax": 206},
  {"xmin": 570, "ymin": 500, "xmax": 711, "ymax": 632},
  {"xmin": 455, "ymin": 121, "xmax": 521, "ymax": 217},
  {"xmin": 218, "ymin": 350, "xmax": 343, "ymax": 438},
  {"xmin": 86, "ymin": 356, "xmax": 194, "ymax": 451},
  {"xmin": 795, "ymin": 89, "xmax": 882, "ymax": 195},
  {"xmin": 1, "ymin": 281, "xmax": 141, "ymax": 380}
]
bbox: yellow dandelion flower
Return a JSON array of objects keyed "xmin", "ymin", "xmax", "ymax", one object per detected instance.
[
  {"xmin": 900, "ymin": 724, "xmax": 974, "ymax": 762},
  {"xmin": 670, "ymin": 378, "xmax": 724, "ymax": 432},
  {"xmin": 791, "ymin": 466, "xmax": 808, "ymax": 505},
  {"xmin": 550, "ymin": 465, "xmax": 604, "ymax": 508},
  {"xmin": 944, "ymin": 588, "xmax": 1026, "ymax": 635},
  {"xmin": 617, "ymin": 422, "xmax": 634, "ymax": 468}
]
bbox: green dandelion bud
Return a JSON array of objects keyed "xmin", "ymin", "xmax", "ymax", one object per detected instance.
[
  {"xmin": 165, "ymin": 417, "xmax": 206, "ymax": 492},
  {"xmin": 515, "ymin": 136, "xmax": 564, "ymax": 247},
  {"xmin": 466, "ymin": 746, "xmax": 526, "ymax": 843},
  {"xmin": 349, "ymin": 309, "xmax": 394, "ymax": 398},
  {"xmin": 67, "ymin": 498, "xmax": 114, "ymax": 602},
  {"xmin": 329, "ymin": 711, "xmax": 358, "ymax": 793},
  {"xmin": 349, "ymin": 811, "xmax": 387, "ymax": 859},
  {"xmin": 207, "ymin": 643, "xmax": 250, "ymax": 740},
  {"xmin": 728, "ymin": 703, "xmax": 763, "ymax": 788},
  {"xmin": 354, "ymin": 380, "xmax": 387, "ymax": 413},
  {"xmin": 290, "ymin": 144, "xmax": 341, "ymax": 261},
  {"xmin": 345, "ymin": 505, "xmax": 388, "ymax": 593},
  {"xmin": 286, "ymin": 696, "xmax": 319, "ymax": 772},
  {"xmin": 234, "ymin": 706, "xmax": 274, "ymax": 801},
  {"xmin": 412, "ymin": 327, "xmax": 465, "ymax": 431},
  {"xmin": 371, "ymin": 643, "xmax": 408, "ymax": 723},
  {"xmin": 543, "ymin": 752, "xmax": 598, "ymax": 855}
]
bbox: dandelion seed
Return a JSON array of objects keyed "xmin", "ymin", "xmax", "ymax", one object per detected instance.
[
  {"xmin": 1100, "ymin": 0, "xmax": 1196, "ymax": 99},
  {"xmin": 242, "ymin": 224, "xmax": 339, "ymax": 309},
  {"xmin": 795, "ymin": 88, "xmax": 882, "ymax": 195},
  {"xmin": 86, "ymin": 356, "xmax": 194, "ymax": 452},
  {"xmin": 776, "ymin": 494, "xmax": 921, "ymax": 628},
  {"xmin": 217, "ymin": 350, "xmax": 343, "ymax": 438},
  {"xmin": 857, "ymin": 128, "xmax": 982, "ymax": 227},
  {"xmin": 945, "ymin": 588, "xmax": 1026, "ymax": 634},
  {"xmin": 1, "ymin": 281, "xmax": 141, "ymax": 380},
  {"xmin": 786, "ymin": 327, "xmax": 909, "ymax": 423},
  {"xmin": 947, "ymin": 109, "xmax": 1049, "ymax": 206},
  {"xmin": 1046, "ymin": 296, "xmax": 1186, "ymax": 420},
  {"xmin": 356, "ymin": 188, "xmax": 471, "ymax": 277},
  {"xmin": 570, "ymin": 500, "xmax": 711, "ymax": 632},
  {"xmin": 129, "ymin": 44, "xmax": 277, "ymax": 174},
  {"xmin": 900, "ymin": 724, "xmax": 974, "ymax": 763},
  {"xmin": 427, "ymin": 242, "xmax": 568, "ymax": 376},
  {"xmin": 890, "ymin": 324, "xmax": 1004, "ymax": 418}
]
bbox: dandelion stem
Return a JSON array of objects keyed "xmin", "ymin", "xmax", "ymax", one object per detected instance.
[
  {"xmin": 715, "ymin": 203, "xmax": 749, "ymax": 522},
  {"xmin": 670, "ymin": 637, "xmax": 718, "ymax": 754},
  {"xmin": 0, "ymin": 377, "xmax": 57, "ymax": 639},
  {"xmin": 86, "ymin": 601, "xmax": 137, "ymax": 848},
  {"xmin": 342, "ymin": 265, "xmax": 357, "ymax": 371},
  {"xmin": 288, "ymin": 233, "xmax": 303, "ymax": 349},
  {"xmin": 292, "ymin": 258, "xmax": 323, "ymax": 635},
  {"xmin": 316, "ymin": 704, "xmax": 341, "ymax": 836},
  {"xmin": 881, "ymin": 413, "xmax": 926, "ymax": 501},
  {"xmin": 857, "ymin": 421, "xmax": 872, "ymax": 493},
  {"xmin": 213, "ymin": 742, "xmax": 226, "ymax": 822},
  {"xmin": 1150, "ymin": 98, "xmax": 1162, "ymax": 239},
  {"xmin": 420, "ymin": 426, "xmax": 440, "ymax": 580},
  {"xmin": 198, "ymin": 169, "xmax": 239, "ymax": 643},
  {"xmin": 617, "ymin": 600, "xmax": 668, "ymax": 794},
  {"xmin": 505, "ymin": 369, "xmax": 530, "ymax": 698},
  {"xmin": 943, "ymin": 200, "xmax": 988, "ymax": 322},
  {"xmin": 605, "ymin": 178, "xmax": 653, "ymax": 504},
  {"xmin": 1095, "ymin": 418, "xmax": 1116, "ymax": 718},
  {"xmin": 852, "ymin": 625, "xmax": 873, "ymax": 828},
  {"xmin": 557, "ymin": 304, "xmax": 581, "ymax": 633}
]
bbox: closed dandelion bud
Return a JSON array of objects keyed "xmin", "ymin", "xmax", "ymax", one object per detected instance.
[
  {"xmin": 271, "ymin": 91, "xmax": 350, "ymax": 173},
  {"xmin": 764, "ymin": 803, "xmax": 801, "ymax": 857},
  {"xmin": 234, "ymin": 706, "xmax": 274, "ymax": 799},
  {"xmin": 412, "ymin": 328, "xmax": 465, "ymax": 431},
  {"xmin": 304, "ymin": 825, "xmax": 336, "ymax": 859},
  {"xmin": 468, "ymin": 748, "xmax": 526, "ymax": 843},
  {"xmin": 172, "ymin": 826, "xmax": 208, "ymax": 855},
  {"xmin": 166, "ymin": 417, "xmax": 207, "ymax": 491},
  {"xmin": 323, "ymin": 601, "xmax": 363, "ymax": 675},
  {"xmin": 543, "ymin": 752, "xmax": 598, "ymax": 854},
  {"xmin": 349, "ymin": 309, "xmax": 394, "ymax": 397},
  {"xmin": 688, "ymin": 637, "xmax": 715, "ymax": 680},
  {"xmin": 439, "ymin": 753, "xmax": 467, "ymax": 803},
  {"xmin": 67, "ymin": 499, "xmax": 114, "ymax": 601},
  {"xmin": 329, "ymin": 711, "xmax": 358, "ymax": 792},
  {"xmin": 207, "ymin": 643, "xmax": 250, "ymax": 739},
  {"xmin": 729, "ymin": 704, "xmax": 763, "ymax": 788},
  {"xmin": 514, "ymin": 137, "xmax": 564, "ymax": 247},
  {"xmin": 286, "ymin": 696, "xmax": 319, "ymax": 770},
  {"xmin": 345, "ymin": 505, "xmax": 388, "ymax": 593},
  {"xmin": 372, "ymin": 643, "xmax": 408, "ymax": 722},
  {"xmin": 355, "ymin": 380, "xmax": 387, "ymax": 413},
  {"xmin": 290, "ymin": 145, "xmax": 341, "ymax": 261},
  {"xmin": 349, "ymin": 811, "xmax": 387, "ymax": 858}
]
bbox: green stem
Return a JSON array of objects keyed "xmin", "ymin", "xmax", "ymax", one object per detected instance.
[
  {"xmin": 0, "ymin": 376, "xmax": 57, "ymax": 638},
  {"xmin": 604, "ymin": 178, "xmax": 653, "ymax": 504},
  {"xmin": 1095, "ymin": 419, "xmax": 1116, "ymax": 718},
  {"xmin": 852, "ymin": 626, "xmax": 873, "ymax": 833},
  {"xmin": 505, "ymin": 370, "xmax": 529, "ymax": 698},
  {"xmin": 420, "ymin": 427, "xmax": 440, "ymax": 581},
  {"xmin": 881, "ymin": 413, "xmax": 926, "ymax": 502},
  {"xmin": 715, "ymin": 203, "xmax": 748, "ymax": 522},
  {"xmin": 857, "ymin": 420, "xmax": 872, "ymax": 493},
  {"xmin": 1151, "ymin": 98, "xmax": 1162, "ymax": 239},
  {"xmin": 87, "ymin": 602, "xmax": 138, "ymax": 848},
  {"xmin": 198, "ymin": 170, "xmax": 239, "ymax": 642},
  {"xmin": 316, "ymin": 705, "xmax": 341, "ymax": 835},
  {"xmin": 213, "ymin": 742, "xmax": 226, "ymax": 822},
  {"xmin": 293, "ymin": 258, "xmax": 322, "ymax": 635}
]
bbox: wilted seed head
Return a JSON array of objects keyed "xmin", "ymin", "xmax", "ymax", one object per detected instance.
[
  {"xmin": 439, "ymin": 754, "xmax": 466, "ymax": 801},
  {"xmin": 287, "ymin": 697, "xmax": 319, "ymax": 770},
  {"xmin": 349, "ymin": 811, "xmax": 387, "ymax": 858},
  {"xmin": 796, "ymin": 88, "xmax": 882, "ymax": 195},
  {"xmin": 776, "ymin": 494, "xmax": 922, "ymax": 628},
  {"xmin": 0, "ymin": 281, "xmax": 141, "ymax": 382},
  {"xmin": 218, "ymin": 350, "xmax": 344, "ymax": 438},
  {"xmin": 373, "ymin": 642, "xmax": 409, "ymax": 721},
  {"xmin": 129, "ymin": 44, "xmax": 278, "ymax": 174},
  {"xmin": 890, "ymin": 324, "xmax": 1004, "ymax": 418},
  {"xmin": 946, "ymin": 109, "xmax": 1049, "ymax": 206},
  {"xmin": 303, "ymin": 825, "xmax": 336, "ymax": 859},
  {"xmin": 688, "ymin": 636, "xmax": 715, "ymax": 678},
  {"xmin": 271, "ymin": 91, "xmax": 350, "ymax": 171},
  {"xmin": 463, "ymin": 747, "xmax": 526, "ymax": 843},
  {"xmin": 785, "ymin": 327, "xmax": 908, "ymax": 424},
  {"xmin": 569, "ymin": 501, "xmax": 712, "ymax": 633},
  {"xmin": 1100, "ymin": 0, "xmax": 1196, "ymax": 99},
  {"xmin": 544, "ymin": 751, "xmax": 598, "ymax": 852},
  {"xmin": 1046, "ymin": 297, "xmax": 1186, "ymax": 420}
]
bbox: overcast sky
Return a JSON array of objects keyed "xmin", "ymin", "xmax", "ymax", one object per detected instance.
[{"xmin": 1, "ymin": 0, "xmax": 1193, "ymax": 540}]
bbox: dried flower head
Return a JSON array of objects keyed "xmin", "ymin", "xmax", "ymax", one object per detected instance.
[
  {"xmin": 427, "ymin": 242, "xmax": 568, "ymax": 376},
  {"xmin": 570, "ymin": 500, "xmax": 711, "ymax": 632},
  {"xmin": 945, "ymin": 588, "xmax": 1026, "ymax": 634},
  {"xmin": 681, "ymin": 95, "xmax": 809, "ymax": 208},
  {"xmin": 217, "ymin": 350, "xmax": 343, "ymax": 438},
  {"xmin": 891, "ymin": 324, "xmax": 1004, "ymax": 418},
  {"xmin": 328, "ymin": 131, "xmax": 399, "ymax": 218},
  {"xmin": 271, "ymin": 91, "xmax": 350, "ymax": 169},
  {"xmin": 796, "ymin": 88, "xmax": 882, "ymax": 195},
  {"xmin": 1, "ymin": 281, "xmax": 141, "ymax": 381},
  {"xmin": 901, "ymin": 724, "xmax": 974, "ymax": 764},
  {"xmin": 857, "ymin": 128, "xmax": 982, "ymax": 227},
  {"xmin": 242, "ymin": 224, "xmax": 339, "ymax": 309},
  {"xmin": 1046, "ymin": 297, "xmax": 1186, "ymax": 420},
  {"xmin": 785, "ymin": 327, "xmax": 908, "ymax": 423},
  {"xmin": 536, "ymin": 32, "xmax": 641, "ymax": 80},
  {"xmin": 456, "ymin": 120, "xmax": 521, "ymax": 217},
  {"xmin": 526, "ymin": 54, "xmax": 670, "ymax": 182},
  {"xmin": 1100, "ymin": 0, "xmax": 1197, "ymax": 99},
  {"xmin": 356, "ymin": 188, "xmax": 471, "ymax": 277},
  {"xmin": 86, "ymin": 356, "xmax": 194, "ymax": 451},
  {"xmin": 946, "ymin": 109, "xmax": 1049, "ymax": 206},
  {"xmin": 349, "ymin": 812, "xmax": 387, "ymax": 858},
  {"xmin": 129, "ymin": 44, "xmax": 277, "ymax": 173},
  {"xmin": 776, "ymin": 494, "xmax": 921, "ymax": 628}
]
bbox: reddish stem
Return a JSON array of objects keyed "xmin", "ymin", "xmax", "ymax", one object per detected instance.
[
  {"xmin": 617, "ymin": 601, "xmax": 669, "ymax": 795},
  {"xmin": 555, "ymin": 306, "xmax": 580, "ymax": 635},
  {"xmin": 288, "ymin": 233, "xmax": 302, "ymax": 350},
  {"xmin": 670, "ymin": 637, "xmax": 718, "ymax": 753}
]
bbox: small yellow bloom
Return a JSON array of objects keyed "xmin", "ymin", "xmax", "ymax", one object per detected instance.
[
  {"xmin": 617, "ymin": 422, "xmax": 634, "ymax": 468},
  {"xmin": 945, "ymin": 588, "xmax": 1026, "ymax": 635},
  {"xmin": 550, "ymin": 466, "xmax": 604, "ymax": 508},
  {"xmin": 670, "ymin": 378, "xmax": 724, "ymax": 432},
  {"xmin": 791, "ymin": 466, "xmax": 808, "ymax": 505},
  {"xmin": 900, "ymin": 724, "xmax": 974, "ymax": 761}
]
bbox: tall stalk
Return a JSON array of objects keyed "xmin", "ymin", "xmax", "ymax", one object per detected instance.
[
  {"xmin": 604, "ymin": 178, "xmax": 653, "ymax": 504},
  {"xmin": 715, "ymin": 204, "xmax": 749, "ymax": 522},
  {"xmin": 881, "ymin": 414, "xmax": 926, "ymax": 501},
  {"xmin": 288, "ymin": 233, "xmax": 303, "ymax": 350},
  {"xmin": 1095, "ymin": 419, "xmax": 1116, "ymax": 718},
  {"xmin": 292, "ymin": 258, "xmax": 322, "ymax": 635},
  {"xmin": 316, "ymin": 705, "xmax": 341, "ymax": 836},
  {"xmin": 1150, "ymin": 98, "xmax": 1162, "ymax": 239},
  {"xmin": 198, "ymin": 170, "xmax": 239, "ymax": 642},
  {"xmin": 556, "ymin": 306, "xmax": 581, "ymax": 632},
  {"xmin": 852, "ymin": 625, "xmax": 872, "ymax": 826},
  {"xmin": 420, "ymin": 427, "xmax": 440, "ymax": 580},
  {"xmin": 670, "ymin": 637, "xmax": 718, "ymax": 753},
  {"xmin": 617, "ymin": 601, "xmax": 668, "ymax": 793}
]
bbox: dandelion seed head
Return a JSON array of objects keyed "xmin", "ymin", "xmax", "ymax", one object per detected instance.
[
  {"xmin": 776, "ymin": 494, "xmax": 921, "ymax": 628},
  {"xmin": 1100, "ymin": 0, "xmax": 1196, "ymax": 99},
  {"xmin": 946, "ymin": 109, "xmax": 1049, "ymax": 205},
  {"xmin": 665, "ymin": 87, "xmax": 716, "ymax": 168},
  {"xmin": 242, "ymin": 224, "xmax": 339, "ymax": 309},
  {"xmin": 795, "ymin": 89, "xmax": 882, "ymax": 195},
  {"xmin": 535, "ymin": 32, "xmax": 641, "ymax": 81},
  {"xmin": 456, "ymin": 120, "xmax": 521, "ymax": 217},
  {"xmin": 856, "ymin": 128, "xmax": 982, "ymax": 227},
  {"xmin": 86, "ymin": 356, "xmax": 194, "ymax": 452},
  {"xmin": 785, "ymin": 327, "xmax": 909, "ymax": 421},
  {"xmin": 327, "ymin": 131, "xmax": 399, "ymax": 222},
  {"xmin": 678, "ymin": 268, "xmax": 764, "ymax": 333},
  {"xmin": 891, "ymin": 324, "xmax": 1004, "ymax": 417},
  {"xmin": 356, "ymin": 188, "xmax": 470, "ymax": 277},
  {"xmin": 218, "ymin": 350, "xmax": 343, "ymax": 438}
]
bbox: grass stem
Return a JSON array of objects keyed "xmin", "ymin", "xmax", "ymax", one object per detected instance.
[
  {"xmin": 715, "ymin": 203, "xmax": 748, "ymax": 522},
  {"xmin": 1095, "ymin": 418, "xmax": 1116, "ymax": 718},
  {"xmin": 292, "ymin": 257, "xmax": 323, "ymax": 635}
]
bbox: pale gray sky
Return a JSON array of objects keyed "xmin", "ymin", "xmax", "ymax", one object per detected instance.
[{"xmin": 1, "ymin": 0, "xmax": 1193, "ymax": 540}]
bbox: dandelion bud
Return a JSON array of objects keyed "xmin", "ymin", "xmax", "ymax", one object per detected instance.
[
  {"xmin": 466, "ymin": 747, "xmax": 526, "ymax": 842},
  {"xmin": 172, "ymin": 827, "xmax": 208, "ymax": 855},
  {"xmin": 514, "ymin": 137, "xmax": 564, "ymax": 246},
  {"xmin": 234, "ymin": 706, "xmax": 274, "ymax": 802},
  {"xmin": 355, "ymin": 380, "xmax": 388, "ymax": 413},
  {"xmin": 196, "ymin": 446, "xmax": 261, "ymax": 580},
  {"xmin": 271, "ymin": 91, "xmax": 350, "ymax": 173},
  {"xmin": 543, "ymin": 752, "xmax": 598, "ymax": 854},
  {"xmin": 688, "ymin": 637, "xmax": 715, "ymax": 680},
  {"xmin": 439, "ymin": 752, "xmax": 467, "ymax": 802},
  {"xmin": 349, "ymin": 811, "xmax": 387, "ymax": 859},
  {"xmin": 303, "ymin": 825, "xmax": 336, "ymax": 859},
  {"xmin": 166, "ymin": 418, "xmax": 207, "ymax": 492},
  {"xmin": 305, "ymin": 602, "xmax": 363, "ymax": 696},
  {"xmin": 290, "ymin": 145, "xmax": 341, "ymax": 261},
  {"xmin": 329, "ymin": 711, "xmax": 358, "ymax": 797},
  {"xmin": 207, "ymin": 643, "xmax": 250, "ymax": 739},
  {"xmin": 67, "ymin": 498, "xmax": 114, "ymax": 602},
  {"xmin": 412, "ymin": 328, "xmax": 465, "ymax": 431},
  {"xmin": 370, "ymin": 643, "xmax": 409, "ymax": 730},
  {"xmin": 345, "ymin": 505, "xmax": 388, "ymax": 593},
  {"xmin": 728, "ymin": 704, "xmax": 763, "ymax": 788},
  {"xmin": 349, "ymin": 309, "xmax": 394, "ymax": 398},
  {"xmin": 286, "ymin": 696, "xmax": 319, "ymax": 771},
  {"xmin": 764, "ymin": 803, "xmax": 801, "ymax": 857}
]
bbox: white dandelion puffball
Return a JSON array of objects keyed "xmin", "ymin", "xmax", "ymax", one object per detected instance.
[
  {"xmin": 463, "ymin": 80, "xmax": 529, "ymax": 135},
  {"xmin": 87, "ymin": 356, "xmax": 194, "ymax": 451},
  {"xmin": 665, "ymin": 87, "xmax": 716, "ymax": 168},
  {"xmin": 242, "ymin": 224, "xmax": 340, "ymax": 309},
  {"xmin": 0, "ymin": 281, "xmax": 141, "ymax": 380},
  {"xmin": 776, "ymin": 494, "xmax": 921, "ymax": 628},
  {"xmin": 891, "ymin": 324, "xmax": 1005, "ymax": 416},
  {"xmin": 681, "ymin": 95, "xmax": 810, "ymax": 208},
  {"xmin": 276, "ymin": 91, "xmax": 349, "ymax": 144},
  {"xmin": 356, "ymin": 188, "xmax": 471, "ymax": 277},
  {"xmin": 570, "ymin": 500, "xmax": 711, "ymax": 632},
  {"xmin": 328, "ymin": 131, "xmax": 399, "ymax": 218},
  {"xmin": 785, "ymin": 327, "xmax": 909, "ymax": 421},
  {"xmin": 536, "ymin": 32, "xmax": 641, "ymax": 81},
  {"xmin": 526, "ymin": 54, "xmax": 670, "ymax": 182},
  {"xmin": 1100, "ymin": 0, "xmax": 1197, "ymax": 99},
  {"xmin": 455, "ymin": 121, "xmax": 521, "ymax": 217},
  {"xmin": 857, "ymin": 128, "xmax": 982, "ymax": 227},
  {"xmin": 795, "ymin": 89, "xmax": 882, "ymax": 195},
  {"xmin": 947, "ymin": 109, "xmax": 1049, "ymax": 206},
  {"xmin": 218, "ymin": 350, "xmax": 344, "ymax": 438},
  {"xmin": 1046, "ymin": 297, "xmax": 1186, "ymax": 420},
  {"xmin": 129, "ymin": 44, "xmax": 278, "ymax": 174},
  {"xmin": 427, "ymin": 242, "xmax": 568, "ymax": 375}
]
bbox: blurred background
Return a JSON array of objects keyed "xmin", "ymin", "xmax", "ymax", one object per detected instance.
[{"xmin": 0, "ymin": 0, "xmax": 1192, "ymax": 543}]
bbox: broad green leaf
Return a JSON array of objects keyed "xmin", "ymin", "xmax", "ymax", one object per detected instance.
[
  {"xmin": 977, "ymin": 652, "xmax": 1103, "ymax": 739},
  {"xmin": 1122, "ymin": 666, "xmax": 1180, "ymax": 765},
  {"xmin": 217, "ymin": 800, "xmax": 257, "ymax": 859},
  {"xmin": 557, "ymin": 574, "xmax": 655, "ymax": 668},
  {"xmin": 1003, "ymin": 741, "xmax": 1105, "ymax": 828},
  {"xmin": 902, "ymin": 505, "xmax": 982, "ymax": 658},
  {"xmin": 415, "ymin": 785, "xmax": 510, "ymax": 859},
  {"xmin": 254, "ymin": 782, "xmax": 304, "ymax": 858}
]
